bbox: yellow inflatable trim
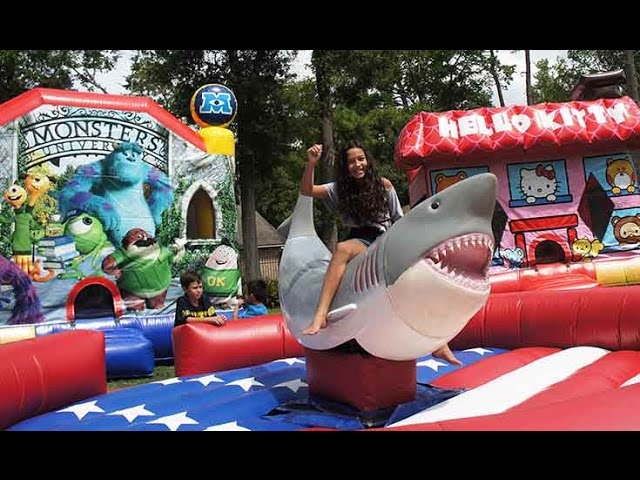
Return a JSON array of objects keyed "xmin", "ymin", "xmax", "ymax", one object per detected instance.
[
  {"xmin": 0, "ymin": 325, "xmax": 36, "ymax": 344},
  {"xmin": 199, "ymin": 127, "xmax": 235, "ymax": 156}
]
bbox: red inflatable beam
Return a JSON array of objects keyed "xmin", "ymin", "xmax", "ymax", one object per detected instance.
[
  {"xmin": 452, "ymin": 285, "xmax": 640, "ymax": 351},
  {"xmin": 173, "ymin": 314, "xmax": 304, "ymax": 377},
  {"xmin": 0, "ymin": 330, "xmax": 106, "ymax": 430},
  {"xmin": 0, "ymin": 88, "xmax": 205, "ymax": 151}
]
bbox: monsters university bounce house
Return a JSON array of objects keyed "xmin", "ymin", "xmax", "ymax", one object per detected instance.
[
  {"xmin": 5, "ymin": 78, "xmax": 640, "ymax": 430},
  {"xmin": 0, "ymin": 85, "xmax": 243, "ymax": 380}
]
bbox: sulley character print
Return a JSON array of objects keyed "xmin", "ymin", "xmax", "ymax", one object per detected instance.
[{"xmin": 57, "ymin": 142, "xmax": 173, "ymax": 247}]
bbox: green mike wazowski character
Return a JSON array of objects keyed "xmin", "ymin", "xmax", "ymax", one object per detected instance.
[{"xmin": 59, "ymin": 212, "xmax": 113, "ymax": 280}]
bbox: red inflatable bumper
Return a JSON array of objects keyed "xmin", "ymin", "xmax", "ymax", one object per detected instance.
[
  {"xmin": 305, "ymin": 347, "xmax": 416, "ymax": 411},
  {"xmin": 173, "ymin": 314, "xmax": 305, "ymax": 377},
  {"xmin": 0, "ymin": 330, "xmax": 106, "ymax": 429},
  {"xmin": 453, "ymin": 285, "xmax": 640, "ymax": 351}
]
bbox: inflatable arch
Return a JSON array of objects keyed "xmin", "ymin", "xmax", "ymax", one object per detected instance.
[
  {"xmin": 65, "ymin": 277, "xmax": 124, "ymax": 321},
  {"xmin": 182, "ymin": 179, "xmax": 219, "ymax": 240}
]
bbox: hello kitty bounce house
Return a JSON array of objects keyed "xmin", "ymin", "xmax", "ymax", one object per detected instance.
[{"xmin": 395, "ymin": 85, "xmax": 640, "ymax": 291}]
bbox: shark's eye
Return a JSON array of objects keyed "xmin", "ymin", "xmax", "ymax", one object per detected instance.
[{"xmin": 430, "ymin": 200, "xmax": 440, "ymax": 210}]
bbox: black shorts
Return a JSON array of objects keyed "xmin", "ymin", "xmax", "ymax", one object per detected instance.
[{"xmin": 346, "ymin": 226, "xmax": 383, "ymax": 247}]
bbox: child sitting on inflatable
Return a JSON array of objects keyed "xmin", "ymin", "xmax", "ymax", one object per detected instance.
[
  {"xmin": 233, "ymin": 279, "xmax": 269, "ymax": 319},
  {"xmin": 174, "ymin": 270, "xmax": 225, "ymax": 327}
]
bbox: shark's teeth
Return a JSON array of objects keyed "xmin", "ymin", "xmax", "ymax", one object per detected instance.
[
  {"xmin": 424, "ymin": 233, "xmax": 493, "ymax": 291},
  {"xmin": 425, "ymin": 258, "xmax": 490, "ymax": 291}
]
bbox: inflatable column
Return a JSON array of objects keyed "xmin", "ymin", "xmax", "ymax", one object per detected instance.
[
  {"xmin": 190, "ymin": 84, "xmax": 242, "ymax": 302},
  {"xmin": 304, "ymin": 346, "xmax": 417, "ymax": 412}
]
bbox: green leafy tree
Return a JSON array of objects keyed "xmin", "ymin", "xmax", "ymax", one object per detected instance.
[
  {"xmin": 156, "ymin": 178, "xmax": 187, "ymax": 247},
  {"xmin": 568, "ymin": 50, "xmax": 640, "ymax": 102},
  {"xmin": 0, "ymin": 50, "xmax": 120, "ymax": 102},
  {"xmin": 532, "ymin": 58, "xmax": 578, "ymax": 103},
  {"xmin": 567, "ymin": 50, "xmax": 627, "ymax": 75},
  {"xmin": 261, "ymin": 49, "xmax": 509, "ymax": 243},
  {"xmin": 531, "ymin": 50, "xmax": 640, "ymax": 103}
]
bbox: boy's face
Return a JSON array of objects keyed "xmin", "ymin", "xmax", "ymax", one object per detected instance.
[{"xmin": 185, "ymin": 280, "xmax": 203, "ymax": 301}]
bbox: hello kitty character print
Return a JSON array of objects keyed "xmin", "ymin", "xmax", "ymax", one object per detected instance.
[{"xmin": 520, "ymin": 164, "xmax": 557, "ymax": 204}]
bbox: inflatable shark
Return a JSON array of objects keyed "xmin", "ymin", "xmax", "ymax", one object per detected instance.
[{"xmin": 279, "ymin": 173, "xmax": 497, "ymax": 361}]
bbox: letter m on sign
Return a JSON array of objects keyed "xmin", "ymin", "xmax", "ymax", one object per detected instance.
[{"xmin": 200, "ymin": 92, "xmax": 232, "ymax": 115}]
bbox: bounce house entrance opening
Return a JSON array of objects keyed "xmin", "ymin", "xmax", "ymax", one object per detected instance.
[
  {"xmin": 74, "ymin": 284, "xmax": 116, "ymax": 319},
  {"xmin": 187, "ymin": 188, "xmax": 215, "ymax": 239},
  {"xmin": 534, "ymin": 240, "xmax": 567, "ymax": 265}
]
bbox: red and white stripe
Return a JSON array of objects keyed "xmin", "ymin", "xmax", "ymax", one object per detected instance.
[{"xmin": 387, "ymin": 346, "xmax": 640, "ymax": 430}]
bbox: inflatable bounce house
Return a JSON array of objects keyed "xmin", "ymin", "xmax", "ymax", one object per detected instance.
[
  {"xmin": 0, "ymin": 85, "xmax": 242, "ymax": 377},
  {"xmin": 395, "ymin": 84, "xmax": 640, "ymax": 290},
  {"xmin": 5, "ymin": 74, "xmax": 640, "ymax": 431}
]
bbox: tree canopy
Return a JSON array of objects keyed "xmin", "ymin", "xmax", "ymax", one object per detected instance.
[{"xmin": 0, "ymin": 50, "xmax": 120, "ymax": 102}]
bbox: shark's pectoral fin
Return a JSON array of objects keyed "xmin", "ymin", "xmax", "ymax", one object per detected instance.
[{"xmin": 327, "ymin": 303, "xmax": 358, "ymax": 323}]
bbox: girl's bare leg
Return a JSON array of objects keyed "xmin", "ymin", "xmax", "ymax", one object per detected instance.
[
  {"xmin": 433, "ymin": 343, "xmax": 462, "ymax": 366},
  {"xmin": 304, "ymin": 240, "xmax": 366, "ymax": 335}
]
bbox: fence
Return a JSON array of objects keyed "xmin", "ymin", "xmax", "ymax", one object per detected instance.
[{"xmin": 238, "ymin": 246, "xmax": 283, "ymax": 280}]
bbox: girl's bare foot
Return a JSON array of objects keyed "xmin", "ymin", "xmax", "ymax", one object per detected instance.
[
  {"xmin": 433, "ymin": 344, "xmax": 463, "ymax": 366},
  {"xmin": 303, "ymin": 315, "xmax": 327, "ymax": 335}
]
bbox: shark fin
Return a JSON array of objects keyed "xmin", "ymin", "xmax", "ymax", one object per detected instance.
[{"xmin": 327, "ymin": 303, "xmax": 358, "ymax": 323}]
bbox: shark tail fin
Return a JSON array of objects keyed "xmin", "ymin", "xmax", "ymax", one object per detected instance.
[{"xmin": 286, "ymin": 195, "xmax": 318, "ymax": 240}]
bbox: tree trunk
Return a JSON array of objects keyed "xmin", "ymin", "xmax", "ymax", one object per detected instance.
[
  {"xmin": 525, "ymin": 50, "xmax": 533, "ymax": 105},
  {"xmin": 239, "ymin": 167, "xmax": 262, "ymax": 280},
  {"xmin": 313, "ymin": 50, "xmax": 338, "ymax": 251},
  {"xmin": 228, "ymin": 49, "xmax": 261, "ymax": 280},
  {"xmin": 319, "ymin": 111, "xmax": 338, "ymax": 250},
  {"xmin": 625, "ymin": 50, "xmax": 639, "ymax": 103},
  {"xmin": 489, "ymin": 50, "xmax": 505, "ymax": 107}
]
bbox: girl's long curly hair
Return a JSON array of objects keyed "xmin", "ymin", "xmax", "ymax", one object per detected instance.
[{"xmin": 336, "ymin": 140, "xmax": 389, "ymax": 225}]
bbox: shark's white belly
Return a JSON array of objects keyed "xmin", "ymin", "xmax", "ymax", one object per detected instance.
[{"xmin": 294, "ymin": 259, "xmax": 490, "ymax": 361}]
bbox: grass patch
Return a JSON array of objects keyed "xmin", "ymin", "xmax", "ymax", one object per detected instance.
[{"xmin": 107, "ymin": 365, "xmax": 175, "ymax": 392}]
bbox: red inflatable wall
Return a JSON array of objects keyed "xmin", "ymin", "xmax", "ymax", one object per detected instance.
[
  {"xmin": 0, "ymin": 330, "xmax": 106, "ymax": 429},
  {"xmin": 452, "ymin": 285, "xmax": 640, "ymax": 351},
  {"xmin": 173, "ymin": 314, "xmax": 304, "ymax": 377},
  {"xmin": 490, "ymin": 262, "xmax": 598, "ymax": 293}
]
